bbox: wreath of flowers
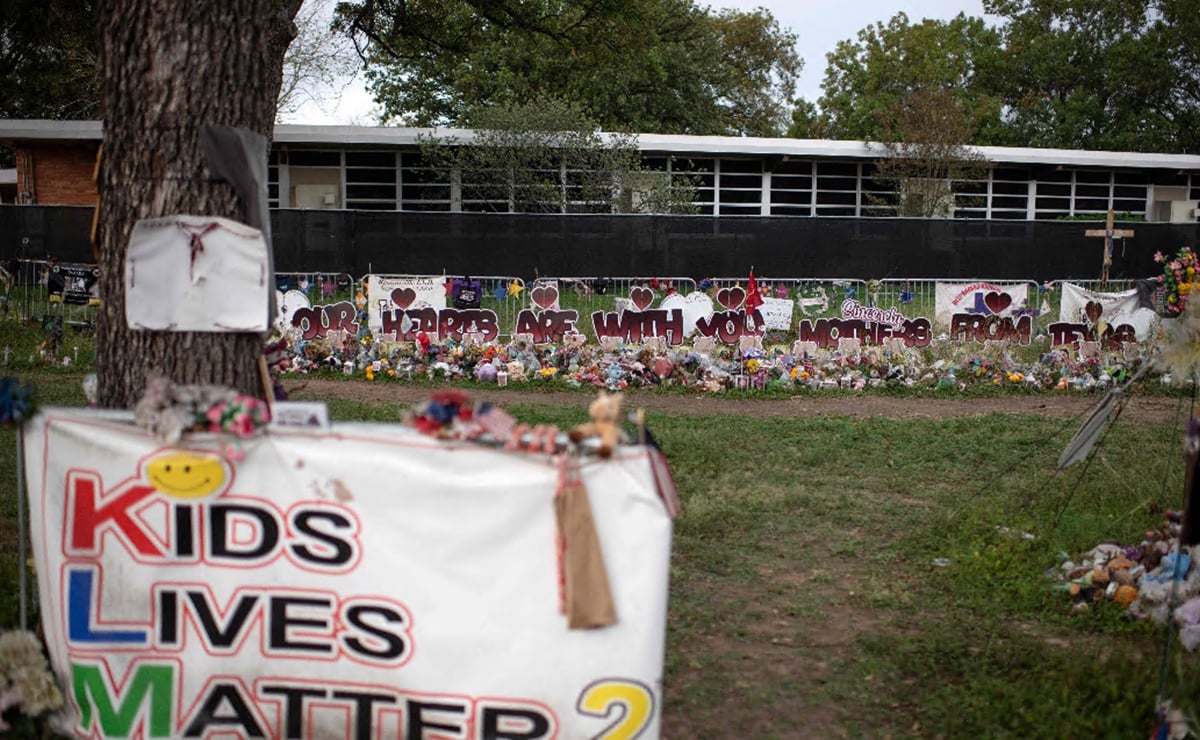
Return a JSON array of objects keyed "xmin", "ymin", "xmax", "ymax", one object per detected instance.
[{"xmin": 1155, "ymin": 247, "xmax": 1199, "ymax": 316}]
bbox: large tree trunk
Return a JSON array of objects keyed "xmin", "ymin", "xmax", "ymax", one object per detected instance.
[{"xmin": 94, "ymin": 0, "xmax": 303, "ymax": 408}]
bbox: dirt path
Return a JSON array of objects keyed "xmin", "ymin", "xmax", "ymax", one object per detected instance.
[{"xmin": 284, "ymin": 378, "xmax": 1185, "ymax": 424}]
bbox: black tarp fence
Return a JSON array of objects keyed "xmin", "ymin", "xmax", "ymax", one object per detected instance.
[{"xmin": 4, "ymin": 205, "xmax": 1197, "ymax": 282}]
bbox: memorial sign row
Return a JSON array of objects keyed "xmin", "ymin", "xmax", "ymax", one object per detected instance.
[{"xmin": 276, "ymin": 278, "xmax": 1155, "ymax": 351}]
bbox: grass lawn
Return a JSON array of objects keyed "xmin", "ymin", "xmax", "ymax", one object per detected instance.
[{"xmin": 1, "ymin": 370, "xmax": 1198, "ymax": 737}]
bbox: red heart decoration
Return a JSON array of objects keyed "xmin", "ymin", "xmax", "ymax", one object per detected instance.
[
  {"xmin": 1085, "ymin": 300, "xmax": 1103, "ymax": 324},
  {"xmin": 716, "ymin": 286, "xmax": 746, "ymax": 311},
  {"xmin": 390, "ymin": 288, "xmax": 416, "ymax": 310},
  {"xmin": 983, "ymin": 291, "xmax": 1012, "ymax": 315},
  {"xmin": 630, "ymin": 286, "xmax": 655, "ymax": 311},
  {"xmin": 531, "ymin": 285, "xmax": 558, "ymax": 310}
]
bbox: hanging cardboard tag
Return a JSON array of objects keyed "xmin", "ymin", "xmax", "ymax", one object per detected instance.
[{"xmin": 555, "ymin": 460, "xmax": 617, "ymax": 629}]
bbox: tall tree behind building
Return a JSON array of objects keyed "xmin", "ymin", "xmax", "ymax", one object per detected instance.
[
  {"xmin": 336, "ymin": 0, "xmax": 801, "ymax": 136},
  {"xmin": 93, "ymin": 0, "xmax": 303, "ymax": 408},
  {"xmin": 0, "ymin": 0, "xmax": 357, "ymax": 126},
  {"xmin": 0, "ymin": 0, "xmax": 99, "ymax": 121},
  {"xmin": 421, "ymin": 98, "xmax": 697, "ymax": 214},
  {"xmin": 868, "ymin": 88, "xmax": 988, "ymax": 217},
  {"xmin": 790, "ymin": 12, "xmax": 1004, "ymax": 144},
  {"xmin": 276, "ymin": 0, "xmax": 364, "ymax": 121},
  {"xmin": 796, "ymin": 3, "xmax": 1200, "ymax": 153},
  {"xmin": 986, "ymin": 0, "xmax": 1200, "ymax": 152}
]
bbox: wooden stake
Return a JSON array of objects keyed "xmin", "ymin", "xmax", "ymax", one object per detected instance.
[
  {"xmin": 257, "ymin": 354, "xmax": 274, "ymax": 410},
  {"xmin": 90, "ymin": 144, "xmax": 103, "ymax": 259}
]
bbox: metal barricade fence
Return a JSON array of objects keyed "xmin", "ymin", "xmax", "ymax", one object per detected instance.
[
  {"xmin": 880, "ymin": 278, "xmax": 1043, "ymax": 335},
  {"xmin": 0, "ymin": 262, "xmax": 1161, "ymax": 345},
  {"xmin": 274, "ymin": 272, "xmax": 358, "ymax": 306},
  {"xmin": 706, "ymin": 277, "xmax": 867, "ymax": 332},
  {"xmin": 1, "ymin": 258, "xmax": 101, "ymax": 327}
]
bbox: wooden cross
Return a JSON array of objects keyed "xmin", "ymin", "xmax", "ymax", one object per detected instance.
[{"xmin": 1085, "ymin": 209, "xmax": 1135, "ymax": 282}]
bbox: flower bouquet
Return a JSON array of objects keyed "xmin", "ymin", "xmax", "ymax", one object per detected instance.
[{"xmin": 1155, "ymin": 247, "xmax": 1199, "ymax": 316}]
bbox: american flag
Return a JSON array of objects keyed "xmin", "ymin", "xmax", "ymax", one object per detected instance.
[{"xmin": 474, "ymin": 402, "xmax": 516, "ymax": 442}]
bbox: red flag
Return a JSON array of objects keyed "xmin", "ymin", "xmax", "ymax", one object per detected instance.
[{"xmin": 744, "ymin": 268, "xmax": 764, "ymax": 315}]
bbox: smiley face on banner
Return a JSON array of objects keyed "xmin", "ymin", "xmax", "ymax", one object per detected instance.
[{"xmin": 145, "ymin": 451, "xmax": 231, "ymax": 500}]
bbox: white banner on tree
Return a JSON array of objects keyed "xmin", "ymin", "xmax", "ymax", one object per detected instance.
[
  {"xmin": 25, "ymin": 409, "xmax": 672, "ymax": 739},
  {"xmin": 124, "ymin": 216, "xmax": 270, "ymax": 332}
]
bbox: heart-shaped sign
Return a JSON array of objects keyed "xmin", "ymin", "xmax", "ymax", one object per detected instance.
[
  {"xmin": 390, "ymin": 287, "xmax": 416, "ymax": 310},
  {"xmin": 716, "ymin": 286, "xmax": 746, "ymax": 311},
  {"xmin": 659, "ymin": 291, "xmax": 715, "ymax": 337},
  {"xmin": 630, "ymin": 286, "xmax": 655, "ymax": 311},
  {"xmin": 983, "ymin": 291, "xmax": 1012, "ymax": 315},
  {"xmin": 531, "ymin": 285, "xmax": 559, "ymax": 310},
  {"xmin": 275, "ymin": 289, "xmax": 310, "ymax": 331},
  {"xmin": 1085, "ymin": 300, "xmax": 1103, "ymax": 324}
]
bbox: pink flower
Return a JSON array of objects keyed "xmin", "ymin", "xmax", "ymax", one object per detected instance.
[
  {"xmin": 230, "ymin": 411, "xmax": 254, "ymax": 437},
  {"xmin": 205, "ymin": 403, "xmax": 227, "ymax": 430},
  {"xmin": 1155, "ymin": 251, "xmax": 1166, "ymax": 263}
]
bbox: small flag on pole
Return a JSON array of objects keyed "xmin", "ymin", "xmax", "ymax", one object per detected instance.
[{"xmin": 744, "ymin": 267, "xmax": 764, "ymax": 315}]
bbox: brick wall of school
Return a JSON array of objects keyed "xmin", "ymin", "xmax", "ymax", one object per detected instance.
[{"xmin": 18, "ymin": 144, "xmax": 99, "ymax": 206}]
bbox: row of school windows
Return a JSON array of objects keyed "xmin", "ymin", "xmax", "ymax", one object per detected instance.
[{"xmin": 267, "ymin": 149, "xmax": 1200, "ymax": 220}]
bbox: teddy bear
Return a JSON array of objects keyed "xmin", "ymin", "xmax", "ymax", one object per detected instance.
[{"xmin": 568, "ymin": 390, "xmax": 624, "ymax": 458}]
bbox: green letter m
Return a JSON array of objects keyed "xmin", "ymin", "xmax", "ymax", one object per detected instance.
[{"xmin": 72, "ymin": 662, "xmax": 174, "ymax": 737}]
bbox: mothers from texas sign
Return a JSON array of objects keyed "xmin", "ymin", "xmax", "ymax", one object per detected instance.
[
  {"xmin": 935, "ymin": 281, "xmax": 1034, "ymax": 344},
  {"xmin": 26, "ymin": 410, "xmax": 672, "ymax": 739},
  {"xmin": 795, "ymin": 298, "xmax": 932, "ymax": 348}
]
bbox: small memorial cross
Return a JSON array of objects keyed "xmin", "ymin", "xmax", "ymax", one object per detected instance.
[{"xmin": 1085, "ymin": 209, "xmax": 1135, "ymax": 282}]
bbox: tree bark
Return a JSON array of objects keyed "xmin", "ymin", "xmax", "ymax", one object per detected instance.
[{"xmin": 94, "ymin": 0, "xmax": 302, "ymax": 408}]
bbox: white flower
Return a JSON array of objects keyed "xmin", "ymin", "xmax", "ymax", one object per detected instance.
[
  {"xmin": 0, "ymin": 630, "xmax": 65, "ymax": 718},
  {"xmin": 10, "ymin": 667, "xmax": 63, "ymax": 715},
  {"xmin": 0, "ymin": 630, "xmax": 44, "ymax": 672}
]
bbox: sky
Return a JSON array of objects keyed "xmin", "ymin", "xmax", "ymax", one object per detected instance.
[{"xmin": 282, "ymin": 0, "xmax": 993, "ymax": 126}]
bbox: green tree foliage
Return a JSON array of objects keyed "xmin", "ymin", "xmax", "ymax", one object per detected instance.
[
  {"xmin": 795, "ymin": 12, "xmax": 1003, "ymax": 143},
  {"xmin": 0, "ymin": 0, "xmax": 360, "ymax": 126},
  {"xmin": 986, "ymin": 0, "xmax": 1200, "ymax": 152},
  {"xmin": 0, "ymin": 0, "xmax": 99, "ymax": 120},
  {"xmin": 336, "ymin": 0, "xmax": 801, "ymax": 136},
  {"xmin": 800, "ymin": 3, "xmax": 1200, "ymax": 153},
  {"xmin": 421, "ymin": 98, "xmax": 696, "ymax": 214}
]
